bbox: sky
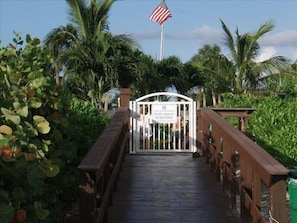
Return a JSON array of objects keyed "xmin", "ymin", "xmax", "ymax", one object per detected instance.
[{"xmin": 1, "ymin": 0, "xmax": 297, "ymax": 63}]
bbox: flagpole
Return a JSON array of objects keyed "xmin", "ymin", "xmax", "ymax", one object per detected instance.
[
  {"xmin": 160, "ymin": 23, "xmax": 164, "ymax": 61},
  {"xmin": 149, "ymin": 0, "xmax": 171, "ymax": 61}
]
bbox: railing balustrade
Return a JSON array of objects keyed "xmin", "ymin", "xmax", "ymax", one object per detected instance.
[
  {"xmin": 197, "ymin": 108, "xmax": 289, "ymax": 223},
  {"xmin": 78, "ymin": 89, "xmax": 131, "ymax": 223},
  {"xmin": 78, "ymin": 107, "xmax": 129, "ymax": 223}
]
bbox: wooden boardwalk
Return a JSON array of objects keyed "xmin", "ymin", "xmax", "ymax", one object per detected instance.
[{"xmin": 108, "ymin": 153, "xmax": 241, "ymax": 223}]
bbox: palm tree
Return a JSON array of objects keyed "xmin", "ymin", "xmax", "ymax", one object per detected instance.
[
  {"xmin": 158, "ymin": 56, "xmax": 188, "ymax": 94},
  {"xmin": 104, "ymin": 34, "xmax": 142, "ymax": 89},
  {"xmin": 221, "ymin": 19, "xmax": 290, "ymax": 93},
  {"xmin": 189, "ymin": 44, "xmax": 233, "ymax": 106},
  {"xmin": 131, "ymin": 53, "xmax": 162, "ymax": 97},
  {"xmin": 221, "ymin": 20, "xmax": 289, "ymax": 93},
  {"xmin": 44, "ymin": 0, "xmax": 139, "ymax": 108},
  {"xmin": 44, "ymin": 24, "xmax": 78, "ymax": 85}
]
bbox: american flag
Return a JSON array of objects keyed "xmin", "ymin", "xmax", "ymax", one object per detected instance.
[{"xmin": 149, "ymin": 0, "xmax": 172, "ymax": 25}]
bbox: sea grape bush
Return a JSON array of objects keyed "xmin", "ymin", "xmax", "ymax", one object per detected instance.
[
  {"xmin": 222, "ymin": 93, "xmax": 297, "ymax": 168},
  {"xmin": 0, "ymin": 35, "xmax": 62, "ymax": 222},
  {"xmin": 0, "ymin": 35, "xmax": 110, "ymax": 222}
]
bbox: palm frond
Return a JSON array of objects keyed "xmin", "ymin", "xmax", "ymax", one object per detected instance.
[
  {"xmin": 220, "ymin": 19, "xmax": 236, "ymax": 60},
  {"xmin": 66, "ymin": 0, "xmax": 89, "ymax": 38},
  {"xmin": 253, "ymin": 20, "xmax": 274, "ymax": 41},
  {"xmin": 93, "ymin": 0, "xmax": 114, "ymax": 34},
  {"xmin": 114, "ymin": 33, "xmax": 141, "ymax": 49},
  {"xmin": 257, "ymin": 55, "xmax": 291, "ymax": 75}
]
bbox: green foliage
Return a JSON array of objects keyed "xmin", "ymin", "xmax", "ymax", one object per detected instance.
[
  {"xmin": 0, "ymin": 34, "xmax": 60, "ymax": 222},
  {"xmin": 0, "ymin": 35, "xmax": 110, "ymax": 222},
  {"xmin": 278, "ymin": 74, "xmax": 297, "ymax": 96},
  {"xmin": 220, "ymin": 20, "xmax": 290, "ymax": 93},
  {"xmin": 222, "ymin": 93, "xmax": 297, "ymax": 168},
  {"xmin": 68, "ymin": 98, "xmax": 110, "ymax": 160}
]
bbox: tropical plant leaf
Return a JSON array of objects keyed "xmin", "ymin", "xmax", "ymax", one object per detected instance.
[
  {"xmin": 0, "ymin": 145, "xmax": 13, "ymax": 160},
  {"xmin": 45, "ymin": 164, "xmax": 60, "ymax": 177},
  {"xmin": 31, "ymin": 38, "xmax": 40, "ymax": 46},
  {"xmin": 32, "ymin": 77, "xmax": 45, "ymax": 88},
  {"xmin": 30, "ymin": 99, "xmax": 42, "ymax": 108},
  {"xmin": 33, "ymin": 116, "xmax": 50, "ymax": 134},
  {"xmin": 15, "ymin": 209, "xmax": 26, "ymax": 222},
  {"xmin": 15, "ymin": 104, "xmax": 28, "ymax": 118},
  {"xmin": 54, "ymin": 101, "xmax": 63, "ymax": 110},
  {"xmin": 1, "ymin": 108, "xmax": 21, "ymax": 125},
  {"xmin": 0, "ymin": 65, "xmax": 6, "ymax": 71},
  {"xmin": 26, "ymin": 34, "xmax": 32, "ymax": 43},
  {"xmin": 1, "ymin": 107, "xmax": 15, "ymax": 116},
  {"xmin": 42, "ymin": 143, "xmax": 49, "ymax": 153},
  {"xmin": 6, "ymin": 65, "xmax": 12, "ymax": 74},
  {"xmin": 0, "ymin": 125, "xmax": 13, "ymax": 135},
  {"xmin": 7, "ymin": 115, "xmax": 21, "ymax": 125},
  {"xmin": 0, "ymin": 202, "xmax": 14, "ymax": 223},
  {"xmin": 36, "ymin": 150, "xmax": 45, "ymax": 159},
  {"xmin": 28, "ymin": 71, "xmax": 42, "ymax": 79},
  {"xmin": 13, "ymin": 154, "xmax": 28, "ymax": 168},
  {"xmin": 27, "ymin": 88, "xmax": 35, "ymax": 98},
  {"xmin": 0, "ymin": 138, "xmax": 10, "ymax": 146},
  {"xmin": 24, "ymin": 121, "xmax": 38, "ymax": 136},
  {"xmin": 12, "ymin": 187, "xmax": 26, "ymax": 203},
  {"xmin": 27, "ymin": 166, "xmax": 44, "ymax": 187},
  {"xmin": 34, "ymin": 201, "xmax": 49, "ymax": 220},
  {"xmin": 8, "ymin": 72, "xmax": 22, "ymax": 84}
]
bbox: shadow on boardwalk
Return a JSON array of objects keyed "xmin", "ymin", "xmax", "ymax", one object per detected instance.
[{"xmin": 108, "ymin": 154, "xmax": 241, "ymax": 223}]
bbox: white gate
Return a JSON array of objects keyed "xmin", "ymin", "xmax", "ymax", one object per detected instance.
[{"xmin": 129, "ymin": 92, "xmax": 196, "ymax": 153}]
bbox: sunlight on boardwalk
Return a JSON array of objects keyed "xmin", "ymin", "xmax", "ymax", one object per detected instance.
[{"xmin": 108, "ymin": 154, "xmax": 241, "ymax": 223}]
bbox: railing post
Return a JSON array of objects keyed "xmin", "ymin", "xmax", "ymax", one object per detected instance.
[
  {"xmin": 252, "ymin": 172, "xmax": 261, "ymax": 211},
  {"xmin": 119, "ymin": 88, "xmax": 131, "ymax": 108},
  {"xmin": 79, "ymin": 171, "xmax": 97, "ymax": 223},
  {"xmin": 270, "ymin": 176, "xmax": 288, "ymax": 223}
]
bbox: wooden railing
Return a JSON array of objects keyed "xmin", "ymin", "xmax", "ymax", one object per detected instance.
[
  {"xmin": 78, "ymin": 107, "xmax": 129, "ymax": 223},
  {"xmin": 197, "ymin": 108, "xmax": 289, "ymax": 223},
  {"xmin": 77, "ymin": 88, "xmax": 131, "ymax": 223}
]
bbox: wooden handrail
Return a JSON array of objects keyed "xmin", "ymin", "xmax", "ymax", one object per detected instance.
[
  {"xmin": 211, "ymin": 108, "xmax": 256, "ymax": 132},
  {"xmin": 211, "ymin": 108, "xmax": 256, "ymax": 117},
  {"xmin": 78, "ymin": 107, "xmax": 130, "ymax": 223},
  {"xmin": 197, "ymin": 108, "xmax": 289, "ymax": 223}
]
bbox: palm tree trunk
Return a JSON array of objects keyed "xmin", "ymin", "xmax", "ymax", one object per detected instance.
[
  {"xmin": 104, "ymin": 101, "xmax": 109, "ymax": 113},
  {"xmin": 212, "ymin": 92, "xmax": 216, "ymax": 107},
  {"xmin": 218, "ymin": 94, "xmax": 222, "ymax": 105},
  {"xmin": 202, "ymin": 93, "xmax": 207, "ymax": 107},
  {"xmin": 55, "ymin": 64, "xmax": 60, "ymax": 85},
  {"xmin": 196, "ymin": 98, "xmax": 201, "ymax": 109}
]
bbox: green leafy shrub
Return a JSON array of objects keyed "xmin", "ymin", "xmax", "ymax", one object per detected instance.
[
  {"xmin": 55, "ymin": 98, "xmax": 110, "ymax": 204},
  {"xmin": 68, "ymin": 99, "xmax": 110, "ymax": 158},
  {"xmin": 0, "ymin": 35, "xmax": 63, "ymax": 222},
  {"xmin": 222, "ymin": 93, "xmax": 297, "ymax": 168},
  {"xmin": 0, "ymin": 35, "xmax": 110, "ymax": 222}
]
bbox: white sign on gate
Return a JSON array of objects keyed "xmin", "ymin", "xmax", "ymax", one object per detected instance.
[{"xmin": 151, "ymin": 104, "xmax": 177, "ymax": 123}]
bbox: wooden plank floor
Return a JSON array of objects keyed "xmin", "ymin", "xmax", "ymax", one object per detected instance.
[{"xmin": 108, "ymin": 153, "xmax": 241, "ymax": 223}]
